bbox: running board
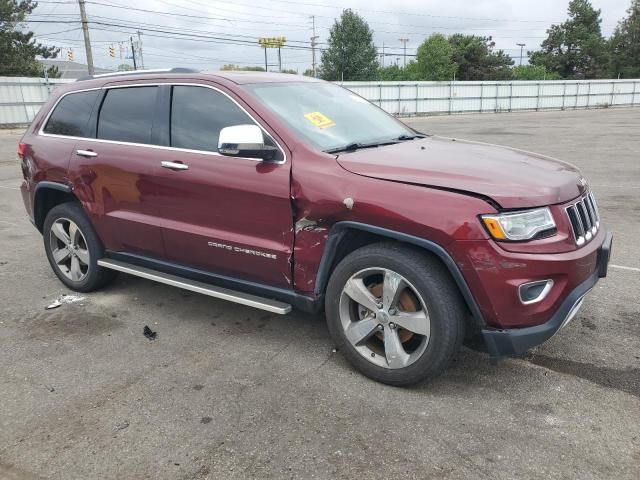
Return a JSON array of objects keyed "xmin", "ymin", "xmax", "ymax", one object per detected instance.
[{"xmin": 97, "ymin": 259, "xmax": 292, "ymax": 315}]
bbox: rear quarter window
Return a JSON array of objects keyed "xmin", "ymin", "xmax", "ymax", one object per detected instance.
[{"xmin": 43, "ymin": 90, "xmax": 100, "ymax": 137}]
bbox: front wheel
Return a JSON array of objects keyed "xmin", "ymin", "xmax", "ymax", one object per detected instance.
[{"xmin": 325, "ymin": 243, "xmax": 466, "ymax": 386}]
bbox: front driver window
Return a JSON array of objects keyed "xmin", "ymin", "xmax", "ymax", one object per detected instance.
[{"xmin": 170, "ymin": 85, "xmax": 281, "ymax": 160}]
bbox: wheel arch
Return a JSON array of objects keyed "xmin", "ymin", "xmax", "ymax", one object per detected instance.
[
  {"xmin": 315, "ymin": 221, "xmax": 486, "ymax": 329},
  {"xmin": 33, "ymin": 181, "xmax": 79, "ymax": 232}
]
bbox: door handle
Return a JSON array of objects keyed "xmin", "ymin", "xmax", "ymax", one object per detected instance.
[
  {"xmin": 76, "ymin": 149, "xmax": 97, "ymax": 158},
  {"xmin": 161, "ymin": 161, "xmax": 189, "ymax": 171}
]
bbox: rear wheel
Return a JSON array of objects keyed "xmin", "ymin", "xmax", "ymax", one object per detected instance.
[
  {"xmin": 325, "ymin": 243, "xmax": 466, "ymax": 386},
  {"xmin": 43, "ymin": 202, "xmax": 116, "ymax": 292}
]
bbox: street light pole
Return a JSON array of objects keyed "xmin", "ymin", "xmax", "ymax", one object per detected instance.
[
  {"xmin": 130, "ymin": 36, "xmax": 137, "ymax": 70},
  {"xmin": 310, "ymin": 15, "xmax": 318, "ymax": 77},
  {"xmin": 517, "ymin": 43, "xmax": 526, "ymax": 66}
]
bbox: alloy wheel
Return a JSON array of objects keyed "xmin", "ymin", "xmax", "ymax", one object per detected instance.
[
  {"xmin": 338, "ymin": 267, "xmax": 431, "ymax": 369},
  {"xmin": 48, "ymin": 218, "xmax": 90, "ymax": 282}
]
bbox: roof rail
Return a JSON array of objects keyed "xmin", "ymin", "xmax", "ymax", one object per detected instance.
[{"xmin": 76, "ymin": 67, "xmax": 200, "ymax": 82}]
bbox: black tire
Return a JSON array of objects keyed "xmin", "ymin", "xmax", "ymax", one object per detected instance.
[
  {"xmin": 325, "ymin": 242, "xmax": 466, "ymax": 386},
  {"xmin": 43, "ymin": 202, "xmax": 116, "ymax": 292}
]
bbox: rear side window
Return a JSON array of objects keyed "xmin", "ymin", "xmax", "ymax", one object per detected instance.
[
  {"xmin": 97, "ymin": 86, "xmax": 157, "ymax": 144},
  {"xmin": 170, "ymin": 86, "xmax": 254, "ymax": 152},
  {"xmin": 43, "ymin": 90, "xmax": 99, "ymax": 137}
]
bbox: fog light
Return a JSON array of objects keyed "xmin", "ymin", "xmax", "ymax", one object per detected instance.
[{"xmin": 518, "ymin": 279, "xmax": 554, "ymax": 305}]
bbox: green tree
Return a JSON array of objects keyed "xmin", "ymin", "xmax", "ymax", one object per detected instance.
[
  {"xmin": 221, "ymin": 64, "xmax": 265, "ymax": 72},
  {"xmin": 511, "ymin": 65, "xmax": 562, "ymax": 80},
  {"xmin": 0, "ymin": 0, "xmax": 60, "ymax": 76},
  {"xmin": 608, "ymin": 0, "xmax": 640, "ymax": 78},
  {"xmin": 320, "ymin": 9, "xmax": 378, "ymax": 81},
  {"xmin": 448, "ymin": 34, "xmax": 514, "ymax": 80},
  {"xmin": 378, "ymin": 63, "xmax": 409, "ymax": 81},
  {"xmin": 529, "ymin": 0, "xmax": 608, "ymax": 79},
  {"xmin": 414, "ymin": 33, "xmax": 457, "ymax": 81},
  {"xmin": 117, "ymin": 63, "xmax": 133, "ymax": 71}
]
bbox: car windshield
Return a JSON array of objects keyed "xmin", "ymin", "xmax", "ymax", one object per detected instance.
[{"xmin": 243, "ymin": 82, "xmax": 417, "ymax": 153}]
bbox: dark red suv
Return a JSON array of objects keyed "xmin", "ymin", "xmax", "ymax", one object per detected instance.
[{"xmin": 18, "ymin": 69, "xmax": 612, "ymax": 385}]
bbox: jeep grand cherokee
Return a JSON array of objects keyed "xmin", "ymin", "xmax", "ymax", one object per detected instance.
[{"xmin": 18, "ymin": 69, "xmax": 612, "ymax": 385}]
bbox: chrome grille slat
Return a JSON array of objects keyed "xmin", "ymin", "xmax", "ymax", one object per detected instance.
[
  {"xmin": 566, "ymin": 192, "xmax": 600, "ymax": 247},
  {"xmin": 577, "ymin": 202, "xmax": 593, "ymax": 240},
  {"xmin": 583, "ymin": 197, "xmax": 597, "ymax": 233},
  {"xmin": 587, "ymin": 193, "xmax": 600, "ymax": 227}
]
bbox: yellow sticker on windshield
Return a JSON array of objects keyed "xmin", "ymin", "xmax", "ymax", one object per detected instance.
[{"xmin": 304, "ymin": 111, "xmax": 335, "ymax": 129}]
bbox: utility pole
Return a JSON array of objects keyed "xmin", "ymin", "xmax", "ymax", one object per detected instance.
[
  {"xmin": 137, "ymin": 30, "xmax": 145, "ymax": 69},
  {"xmin": 77, "ymin": 0, "xmax": 94, "ymax": 75},
  {"xmin": 398, "ymin": 38, "xmax": 409, "ymax": 68},
  {"xmin": 130, "ymin": 36, "xmax": 137, "ymax": 70},
  {"xmin": 381, "ymin": 41, "xmax": 385, "ymax": 67},
  {"xmin": 517, "ymin": 43, "xmax": 526, "ymax": 66},
  {"xmin": 310, "ymin": 15, "xmax": 318, "ymax": 77}
]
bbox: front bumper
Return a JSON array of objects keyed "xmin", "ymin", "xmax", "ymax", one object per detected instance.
[{"xmin": 482, "ymin": 231, "xmax": 612, "ymax": 357}]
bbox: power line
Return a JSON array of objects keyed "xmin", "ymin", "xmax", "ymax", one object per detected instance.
[
  {"xmin": 36, "ymin": 0, "xmax": 554, "ymax": 36},
  {"xmin": 223, "ymin": 0, "xmax": 562, "ymax": 23},
  {"xmin": 23, "ymin": 19, "xmax": 318, "ymax": 50}
]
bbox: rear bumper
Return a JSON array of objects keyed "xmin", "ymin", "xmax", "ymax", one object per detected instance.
[{"xmin": 482, "ymin": 231, "xmax": 612, "ymax": 357}]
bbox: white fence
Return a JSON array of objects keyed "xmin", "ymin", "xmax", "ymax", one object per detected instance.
[
  {"xmin": 1, "ymin": 76, "xmax": 639, "ymax": 126},
  {"xmin": 343, "ymin": 79, "xmax": 640, "ymax": 116},
  {"xmin": 0, "ymin": 77, "xmax": 73, "ymax": 126}
]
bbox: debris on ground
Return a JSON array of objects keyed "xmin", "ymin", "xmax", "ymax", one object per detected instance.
[
  {"xmin": 143, "ymin": 325, "xmax": 157, "ymax": 340},
  {"xmin": 46, "ymin": 299, "xmax": 62, "ymax": 310},
  {"xmin": 45, "ymin": 294, "xmax": 86, "ymax": 310},
  {"xmin": 114, "ymin": 420, "xmax": 130, "ymax": 432}
]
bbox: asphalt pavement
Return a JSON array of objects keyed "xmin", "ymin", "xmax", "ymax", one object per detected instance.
[{"xmin": 0, "ymin": 107, "xmax": 638, "ymax": 479}]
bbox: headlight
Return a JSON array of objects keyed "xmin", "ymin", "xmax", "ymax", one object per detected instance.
[{"xmin": 481, "ymin": 207, "xmax": 556, "ymax": 241}]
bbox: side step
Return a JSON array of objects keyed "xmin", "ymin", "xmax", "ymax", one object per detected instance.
[{"xmin": 97, "ymin": 259, "xmax": 292, "ymax": 315}]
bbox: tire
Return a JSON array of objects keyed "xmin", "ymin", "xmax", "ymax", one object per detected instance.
[
  {"xmin": 325, "ymin": 242, "xmax": 466, "ymax": 386},
  {"xmin": 43, "ymin": 202, "xmax": 116, "ymax": 292}
]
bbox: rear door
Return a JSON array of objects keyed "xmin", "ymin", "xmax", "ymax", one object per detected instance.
[
  {"xmin": 68, "ymin": 85, "xmax": 166, "ymax": 257},
  {"xmin": 153, "ymin": 83, "xmax": 294, "ymax": 288},
  {"xmin": 34, "ymin": 88, "xmax": 101, "ymax": 188}
]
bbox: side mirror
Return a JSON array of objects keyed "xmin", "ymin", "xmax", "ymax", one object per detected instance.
[{"xmin": 218, "ymin": 124, "xmax": 278, "ymax": 161}]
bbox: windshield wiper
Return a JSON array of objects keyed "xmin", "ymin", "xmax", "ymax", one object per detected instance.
[
  {"xmin": 395, "ymin": 134, "xmax": 425, "ymax": 141},
  {"xmin": 325, "ymin": 134, "xmax": 426, "ymax": 154},
  {"xmin": 324, "ymin": 140, "xmax": 398, "ymax": 154}
]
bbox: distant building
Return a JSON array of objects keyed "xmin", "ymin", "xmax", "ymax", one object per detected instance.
[{"xmin": 38, "ymin": 59, "xmax": 114, "ymax": 79}]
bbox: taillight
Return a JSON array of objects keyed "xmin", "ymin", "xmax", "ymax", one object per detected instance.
[{"xmin": 17, "ymin": 142, "xmax": 26, "ymax": 160}]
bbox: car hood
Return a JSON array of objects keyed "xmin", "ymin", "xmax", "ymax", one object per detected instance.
[{"xmin": 336, "ymin": 136, "xmax": 587, "ymax": 209}]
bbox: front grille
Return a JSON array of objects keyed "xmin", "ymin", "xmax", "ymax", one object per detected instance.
[{"xmin": 566, "ymin": 192, "xmax": 600, "ymax": 246}]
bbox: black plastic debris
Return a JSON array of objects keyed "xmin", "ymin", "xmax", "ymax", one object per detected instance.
[{"xmin": 143, "ymin": 325, "xmax": 157, "ymax": 340}]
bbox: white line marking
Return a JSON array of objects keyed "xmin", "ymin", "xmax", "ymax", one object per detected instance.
[
  {"xmin": 611, "ymin": 264, "xmax": 640, "ymax": 272},
  {"xmin": 0, "ymin": 220, "xmax": 18, "ymax": 227},
  {"xmin": 0, "ymin": 185, "xmax": 18, "ymax": 190}
]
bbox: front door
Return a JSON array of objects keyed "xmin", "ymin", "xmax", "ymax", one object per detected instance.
[{"xmin": 153, "ymin": 84, "xmax": 294, "ymax": 288}]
